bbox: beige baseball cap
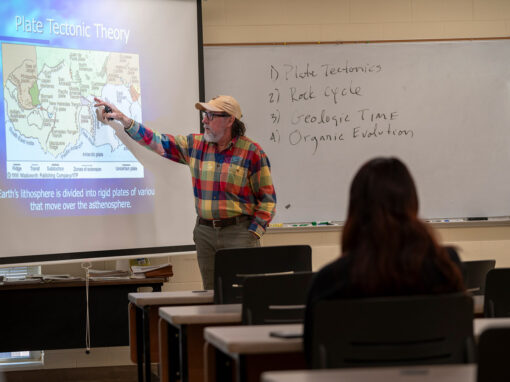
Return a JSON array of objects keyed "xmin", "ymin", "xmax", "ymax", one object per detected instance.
[{"xmin": 195, "ymin": 95, "xmax": 242, "ymax": 119}]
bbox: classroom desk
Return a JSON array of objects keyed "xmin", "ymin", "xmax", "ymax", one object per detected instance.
[
  {"xmin": 128, "ymin": 290, "xmax": 213, "ymax": 382},
  {"xmin": 0, "ymin": 278, "xmax": 164, "ymax": 352},
  {"xmin": 204, "ymin": 324, "xmax": 304, "ymax": 382},
  {"xmin": 158, "ymin": 303, "xmax": 242, "ymax": 382},
  {"xmin": 203, "ymin": 317, "xmax": 510, "ymax": 382},
  {"xmin": 473, "ymin": 295, "xmax": 484, "ymax": 316},
  {"xmin": 261, "ymin": 364, "xmax": 476, "ymax": 382},
  {"xmin": 473, "ymin": 317, "xmax": 510, "ymax": 340}
]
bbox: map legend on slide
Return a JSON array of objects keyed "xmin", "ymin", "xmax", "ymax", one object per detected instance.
[{"xmin": 3, "ymin": 43, "xmax": 143, "ymax": 179}]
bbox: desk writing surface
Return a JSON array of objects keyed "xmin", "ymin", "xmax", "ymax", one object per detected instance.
[
  {"xmin": 261, "ymin": 364, "xmax": 476, "ymax": 382},
  {"xmin": 128, "ymin": 290, "xmax": 214, "ymax": 307},
  {"xmin": 204, "ymin": 324, "xmax": 303, "ymax": 355},
  {"xmin": 158, "ymin": 303, "xmax": 241, "ymax": 325},
  {"xmin": 474, "ymin": 317, "xmax": 510, "ymax": 339},
  {"xmin": 204, "ymin": 317, "xmax": 510, "ymax": 357}
]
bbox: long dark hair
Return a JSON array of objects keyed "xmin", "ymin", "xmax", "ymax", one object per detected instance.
[
  {"xmin": 341, "ymin": 157, "xmax": 464, "ymax": 294},
  {"xmin": 231, "ymin": 119, "xmax": 246, "ymax": 138}
]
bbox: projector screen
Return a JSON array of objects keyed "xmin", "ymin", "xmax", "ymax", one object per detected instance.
[{"xmin": 0, "ymin": 0, "xmax": 202, "ymax": 264}]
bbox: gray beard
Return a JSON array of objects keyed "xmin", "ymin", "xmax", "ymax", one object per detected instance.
[{"xmin": 203, "ymin": 127, "xmax": 223, "ymax": 143}]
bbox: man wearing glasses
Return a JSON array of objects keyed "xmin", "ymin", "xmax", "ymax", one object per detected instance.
[{"xmin": 94, "ymin": 95, "xmax": 276, "ymax": 289}]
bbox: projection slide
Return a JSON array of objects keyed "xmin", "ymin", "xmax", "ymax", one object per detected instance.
[{"xmin": 0, "ymin": 0, "xmax": 200, "ymax": 263}]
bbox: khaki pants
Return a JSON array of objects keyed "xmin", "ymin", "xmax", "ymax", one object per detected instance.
[{"xmin": 193, "ymin": 217, "xmax": 260, "ymax": 290}]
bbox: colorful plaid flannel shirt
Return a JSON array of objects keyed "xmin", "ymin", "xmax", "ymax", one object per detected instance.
[{"xmin": 125, "ymin": 122, "xmax": 276, "ymax": 237}]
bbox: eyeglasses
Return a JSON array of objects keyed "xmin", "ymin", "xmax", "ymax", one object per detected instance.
[{"xmin": 202, "ymin": 111, "xmax": 230, "ymax": 121}]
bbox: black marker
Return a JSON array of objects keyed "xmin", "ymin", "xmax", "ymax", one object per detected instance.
[
  {"xmin": 104, "ymin": 105, "xmax": 114, "ymax": 121},
  {"xmin": 467, "ymin": 217, "xmax": 488, "ymax": 221}
]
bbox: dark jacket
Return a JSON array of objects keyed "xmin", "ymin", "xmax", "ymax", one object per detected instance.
[{"xmin": 303, "ymin": 247, "xmax": 464, "ymax": 366}]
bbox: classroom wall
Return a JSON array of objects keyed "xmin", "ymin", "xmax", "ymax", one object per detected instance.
[
  {"xmin": 201, "ymin": 0, "xmax": 510, "ymax": 43},
  {"xmin": 36, "ymin": 0, "xmax": 510, "ymax": 370},
  {"xmin": 197, "ymin": 0, "xmax": 510, "ymax": 271}
]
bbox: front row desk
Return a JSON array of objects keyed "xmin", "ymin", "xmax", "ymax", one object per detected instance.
[
  {"xmin": 129, "ymin": 292, "xmax": 491, "ymax": 382},
  {"xmin": 203, "ymin": 323, "xmax": 305, "ymax": 382},
  {"xmin": 156, "ymin": 303, "xmax": 306, "ymax": 382}
]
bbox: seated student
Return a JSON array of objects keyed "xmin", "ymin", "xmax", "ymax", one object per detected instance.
[{"xmin": 303, "ymin": 157, "xmax": 465, "ymax": 364}]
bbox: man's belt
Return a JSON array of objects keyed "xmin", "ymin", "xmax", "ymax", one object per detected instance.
[{"xmin": 198, "ymin": 215, "xmax": 250, "ymax": 229}]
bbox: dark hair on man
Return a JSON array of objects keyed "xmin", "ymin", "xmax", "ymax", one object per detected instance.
[
  {"xmin": 231, "ymin": 119, "xmax": 246, "ymax": 137},
  {"xmin": 341, "ymin": 157, "xmax": 464, "ymax": 295}
]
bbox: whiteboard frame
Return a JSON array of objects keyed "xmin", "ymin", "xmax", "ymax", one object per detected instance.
[{"xmin": 204, "ymin": 37, "xmax": 510, "ymax": 225}]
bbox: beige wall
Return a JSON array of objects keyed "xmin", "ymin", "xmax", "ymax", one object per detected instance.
[
  {"xmin": 199, "ymin": 0, "xmax": 510, "ymax": 273},
  {"xmin": 202, "ymin": 0, "xmax": 510, "ymax": 44},
  {"xmin": 32, "ymin": 0, "xmax": 510, "ymax": 370}
]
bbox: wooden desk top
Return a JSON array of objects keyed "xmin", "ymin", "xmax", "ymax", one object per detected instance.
[
  {"xmin": 204, "ymin": 317, "xmax": 510, "ymax": 357},
  {"xmin": 128, "ymin": 289, "xmax": 214, "ymax": 307},
  {"xmin": 159, "ymin": 303, "xmax": 241, "ymax": 326},
  {"xmin": 0, "ymin": 277, "xmax": 166, "ymax": 291},
  {"xmin": 130, "ymin": 292, "xmax": 481, "ymax": 309},
  {"xmin": 474, "ymin": 317, "xmax": 510, "ymax": 339},
  {"xmin": 261, "ymin": 364, "xmax": 476, "ymax": 382},
  {"xmin": 133, "ymin": 293, "xmax": 482, "ymax": 312},
  {"xmin": 204, "ymin": 324, "xmax": 303, "ymax": 355}
]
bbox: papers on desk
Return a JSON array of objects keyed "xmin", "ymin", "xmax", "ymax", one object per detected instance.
[
  {"xmin": 1, "ymin": 274, "xmax": 83, "ymax": 284},
  {"xmin": 89, "ymin": 276, "xmax": 131, "ymax": 281},
  {"xmin": 41, "ymin": 274, "xmax": 83, "ymax": 281},
  {"xmin": 131, "ymin": 263, "xmax": 173, "ymax": 278},
  {"xmin": 1, "ymin": 277, "xmax": 42, "ymax": 284},
  {"xmin": 87, "ymin": 269, "xmax": 131, "ymax": 280}
]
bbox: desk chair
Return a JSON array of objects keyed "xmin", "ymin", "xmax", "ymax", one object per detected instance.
[
  {"xmin": 242, "ymin": 272, "xmax": 314, "ymax": 325},
  {"xmin": 310, "ymin": 293, "xmax": 474, "ymax": 369},
  {"xmin": 484, "ymin": 268, "xmax": 510, "ymax": 317},
  {"xmin": 477, "ymin": 327, "xmax": 510, "ymax": 382},
  {"xmin": 213, "ymin": 245, "xmax": 312, "ymax": 304},
  {"xmin": 462, "ymin": 259, "xmax": 495, "ymax": 295}
]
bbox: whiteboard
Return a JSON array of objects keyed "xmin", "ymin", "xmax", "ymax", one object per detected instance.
[{"xmin": 204, "ymin": 40, "xmax": 510, "ymax": 223}]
